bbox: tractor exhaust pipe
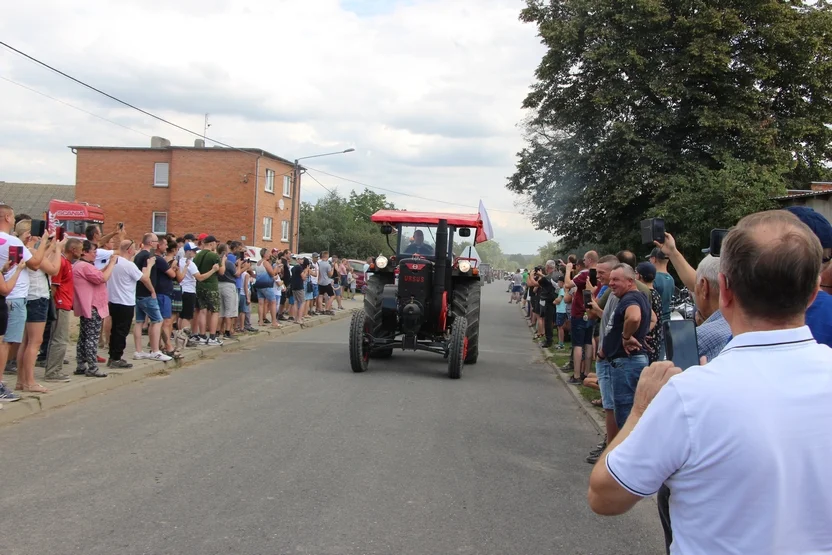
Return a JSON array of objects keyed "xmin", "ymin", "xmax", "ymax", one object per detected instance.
[{"xmin": 433, "ymin": 219, "xmax": 449, "ymax": 331}]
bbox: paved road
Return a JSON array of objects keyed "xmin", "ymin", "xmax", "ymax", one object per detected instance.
[{"xmin": 0, "ymin": 282, "xmax": 664, "ymax": 555}]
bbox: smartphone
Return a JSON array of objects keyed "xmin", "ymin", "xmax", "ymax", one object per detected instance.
[
  {"xmin": 664, "ymin": 319, "xmax": 700, "ymax": 370},
  {"xmin": 709, "ymin": 228, "xmax": 729, "ymax": 257},
  {"xmin": 118, "ymin": 222, "xmax": 124, "ymax": 230},
  {"xmin": 583, "ymin": 289, "xmax": 593, "ymax": 308},
  {"xmin": 640, "ymin": 217, "xmax": 666, "ymax": 245},
  {"xmin": 55, "ymin": 226, "xmax": 65, "ymax": 241},
  {"xmin": 31, "ymin": 219, "xmax": 47, "ymax": 237},
  {"xmin": 589, "ymin": 268, "xmax": 597, "ymax": 287},
  {"xmin": 8, "ymin": 246, "xmax": 23, "ymax": 264}
]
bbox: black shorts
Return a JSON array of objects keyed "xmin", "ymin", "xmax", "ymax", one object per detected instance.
[
  {"xmin": 318, "ymin": 283, "xmax": 335, "ymax": 297},
  {"xmin": 180, "ymin": 292, "xmax": 196, "ymax": 320},
  {"xmin": 26, "ymin": 297, "xmax": 50, "ymax": 323},
  {"xmin": 0, "ymin": 295, "xmax": 7, "ymax": 336}
]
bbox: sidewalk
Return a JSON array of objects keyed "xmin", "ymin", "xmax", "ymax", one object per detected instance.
[{"xmin": 0, "ymin": 305, "xmax": 359, "ymax": 426}]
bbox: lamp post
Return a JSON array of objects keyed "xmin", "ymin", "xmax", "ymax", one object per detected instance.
[{"xmin": 289, "ymin": 148, "xmax": 355, "ymax": 251}]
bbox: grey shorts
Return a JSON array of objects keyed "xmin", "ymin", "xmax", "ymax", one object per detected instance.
[
  {"xmin": 218, "ymin": 282, "xmax": 238, "ymax": 318},
  {"xmin": 4, "ymin": 298, "xmax": 26, "ymax": 343},
  {"xmin": 293, "ymin": 289, "xmax": 305, "ymax": 304}
]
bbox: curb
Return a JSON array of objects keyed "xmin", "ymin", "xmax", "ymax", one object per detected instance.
[
  {"xmin": 521, "ymin": 306, "xmax": 605, "ymax": 436},
  {"xmin": 0, "ymin": 308, "xmax": 359, "ymax": 427}
]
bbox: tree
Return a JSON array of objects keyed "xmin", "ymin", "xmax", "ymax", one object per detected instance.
[
  {"xmin": 509, "ymin": 0, "xmax": 832, "ymax": 252},
  {"xmin": 298, "ymin": 188, "xmax": 396, "ymax": 258}
]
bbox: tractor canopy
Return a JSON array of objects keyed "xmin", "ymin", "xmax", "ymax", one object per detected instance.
[{"xmin": 370, "ymin": 210, "xmax": 487, "ymax": 244}]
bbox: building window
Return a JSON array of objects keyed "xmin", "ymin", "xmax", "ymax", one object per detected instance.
[
  {"xmin": 283, "ymin": 175, "xmax": 292, "ymax": 197},
  {"xmin": 154, "ymin": 163, "xmax": 169, "ymax": 187},
  {"xmin": 265, "ymin": 169, "xmax": 275, "ymax": 193},
  {"xmin": 281, "ymin": 220, "xmax": 289, "ymax": 242},
  {"xmin": 152, "ymin": 212, "xmax": 168, "ymax": 234},
  {"xmin": 263, "ymin": 217, "xmax": 273, "ymax": 241}
]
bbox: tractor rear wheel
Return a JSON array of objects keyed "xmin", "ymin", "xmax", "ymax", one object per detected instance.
[
  {"xmin": 447, "ymin": 316, "xmax": 467, "ymax": 379},
  {"xmin": 364, "ymin": 276, "xmax": 393, "ymax": 358},
  {"xmin": 349, "ymin": 310, "xmax": 369, "ymax": 373},
  {"xmin": 452, "ymin": 280, "xmax": 481, "ymax": 364}
]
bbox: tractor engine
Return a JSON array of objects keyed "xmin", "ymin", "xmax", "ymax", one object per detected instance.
[{"xmin": 397, "ymin": 259, "xmax": 434, "ymax": 335}]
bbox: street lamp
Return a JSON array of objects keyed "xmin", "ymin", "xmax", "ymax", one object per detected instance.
[{"xmin": 289, "ymin": 148, "xmax": 356, "ymax": 251}]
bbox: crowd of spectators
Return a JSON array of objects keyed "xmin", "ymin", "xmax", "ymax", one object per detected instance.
[
  {"xmin": 0, "ymin": 203, "xmax": 359, "ymax": 402},
  {"xmin": 513, "ymin": 206, "xmax": 832, "ymax": 554}
]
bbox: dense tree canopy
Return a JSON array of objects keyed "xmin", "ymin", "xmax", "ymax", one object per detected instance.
[
  {"xmin": 298, "ymin": 189, "xmax": 396, "ymax": 259},
  {"xmin": 508, "ymin": 0, "xmax": 832, "ymax": 252}
]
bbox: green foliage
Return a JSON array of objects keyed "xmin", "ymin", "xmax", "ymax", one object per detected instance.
[
  {"xmin": 509, "ymin": 0, "xmax": 832, "ymax": 252},
  {"xmin": 298, "ymin": 189, "xmax": 396, "ymax": 259}
]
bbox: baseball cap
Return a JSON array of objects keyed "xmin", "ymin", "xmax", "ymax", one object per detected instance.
[
  {"xmin": 636, "ymin": 261, "xmax": 657, "ymax": 281},
  {"xmin": 290, "ymin": 254, "xmax": 298, "ymax": 259},
  {"xmin": 203, "ymin": 235, "xmax": 218, "ymax": 244},
  {"xmin": 271, "ymin": 248, "xmax": 280, "ymax": 255},
  {"xmin": 184, "ymin": 242, "xmax": 198, "ymax": 252},
  {"xmin": 197, "ymin": 233, "xmax": 208, "ymax": 241},
  {"xmin": 646, "ymin": 247, "xmax": 667, "ymax": 260},
  {"xmin": 784, "ymin": 206, "xmax": 832, "ymax": 254},
  {"xmin": 312, "ymin": 252, "xmax": 320, "ymax": 258}
]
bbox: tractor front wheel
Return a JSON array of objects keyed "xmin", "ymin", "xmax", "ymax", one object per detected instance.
[
  {"xmin": 349, "ymin": 310, "xmax": 370, "ymax": 373},
  {"xmin": 447, "ymin": 316, "xmax": 467, "ymax": 379}
]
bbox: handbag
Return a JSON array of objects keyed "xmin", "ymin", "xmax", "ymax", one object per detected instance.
[{"xmin": 306, "ymin": 281, "xmax": 314, "ymax": 294}]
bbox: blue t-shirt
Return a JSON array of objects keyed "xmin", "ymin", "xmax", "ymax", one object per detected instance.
[
  {"xmin": 653, "ymin": 272, "xmax": 675, "ymax": 322},
  {"xmin": 806, "ymin": 290, "xmax": 832, "ymax": 349},
  {"xmin": 602, "ymin": 290, "xmax": 651, "ymax": 360},
  {"xmin": 556, "ymin": 287, "xmax": 567, "ymax": 314}
]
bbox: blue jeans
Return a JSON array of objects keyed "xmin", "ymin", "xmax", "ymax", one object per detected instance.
[{"xmin": 610, "ymin": 354, "xmax": 649, "ymax": 428}]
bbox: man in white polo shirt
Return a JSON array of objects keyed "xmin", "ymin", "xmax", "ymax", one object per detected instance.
[{"xmin": 588, "ymin": 209, "xmax": 832, "ymax": 554}]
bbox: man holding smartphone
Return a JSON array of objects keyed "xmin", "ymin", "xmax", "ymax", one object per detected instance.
[{"xmin": 564, "ymin": 251, "xmax": 599, "ymax": 384}]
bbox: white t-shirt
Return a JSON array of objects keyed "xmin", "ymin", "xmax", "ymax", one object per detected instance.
[
  {"xmin": 605, "ymin": 326, "xmax": 832, "ymax": 554},
  {"xmin": 310, "ymin": 261, "xmax": 319, "ymax": 285},
  {"xmin": 107, "ymin": 257, "xmax": 143, "ymax": 306},
  {"xmin": 95, "ymin": 248, "xmax": 114, "ymax": 270},
  {"xmin": 179, "ymin": 258, "xmax": 199, "ymax": 294},
  {"xmin": 0, "ymin": 232, "xmax": 33, "ymax": 300}
]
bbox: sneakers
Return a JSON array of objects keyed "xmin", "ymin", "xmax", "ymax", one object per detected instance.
[
  {"xmin": 74, "ymin": 367, "xmax": 87, "ymax": 376},
  {"xmin": 567, "ymin": 376, "xmax": 583, "ymax": 385},
  {"xmin": 556, "ymin": 343, "xmax": 565, "ymax": 350},
  {"xmin": 133, "ymin": 351, "xmax": 152, "ymax": 360},
  {"xmin": 86, "ymin": 367, "xmax": 108, "ymax": 378},
  {"xmin": 206, "ymin": 338, "xmax": 222, "ymax": 346},
  {"xmin": 44, "ymin": 373, "xmax": 71, "ymax": 382},
  {"xmin": 149, "ymin": 351, "xmax": 173, "ymax": 362},
  {"xmin": 96, "ymin": 355, "xmax": 106, "ymax": 363},
  {"xmin": 0, "ymin": 383, "xmax": 20, "ymax": 402},
  {"xmin": 586, "ymin": 440, "xmax": 607, "ymax": 464},
  {"xmin": 4, "ymin": 361, "xmax": 17, "ymax": 375},
  {"xmin": 107, "ymin": 359, "xmax": 133, "ymax": 369}
]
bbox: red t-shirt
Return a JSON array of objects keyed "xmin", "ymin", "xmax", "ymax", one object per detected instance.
[
  {"xmin": 570, "ymin": 270, "xmax": 589, "ymax": 317},
  {"xmin": 52, "ymin": 255, "xmax": 74, "ymax": 310}
]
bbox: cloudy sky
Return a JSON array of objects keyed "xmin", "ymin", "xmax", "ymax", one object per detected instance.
[{"xmin": 0, "ymin": 0, "xmax": 553, "ymax": 253}]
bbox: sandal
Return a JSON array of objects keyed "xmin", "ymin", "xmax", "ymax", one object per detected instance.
[
  {"xmin": 591, "ymin": 399, "xmax": 603, "ymax": 407},
  {"xmin": 17, "ymin": 383, "xmax": 49, "ymax": 394}
]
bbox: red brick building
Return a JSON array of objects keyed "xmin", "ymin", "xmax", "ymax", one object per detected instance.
[{"xmin": 71, "ymin": 137, "xmax": 302, "ymax": 250}]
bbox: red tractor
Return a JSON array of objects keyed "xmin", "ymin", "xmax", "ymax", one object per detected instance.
[{"xmin": 348, "ymin": 210, "xmax": 484, "ymax": 379}]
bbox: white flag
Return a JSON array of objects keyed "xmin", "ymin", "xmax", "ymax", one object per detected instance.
[{"xmin": 478, "ymin": 200, "xmax": 494, "ymax": 242}]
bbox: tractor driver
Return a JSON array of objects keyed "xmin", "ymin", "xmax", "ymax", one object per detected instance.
[{"xmin": 403, "ymin": 229, "xmax": 435, "ymax": 256}]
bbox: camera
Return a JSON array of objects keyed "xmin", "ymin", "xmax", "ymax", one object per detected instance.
[{"xmin": 640, "ymin": 217, "xmax": 666, "ymax": 245}]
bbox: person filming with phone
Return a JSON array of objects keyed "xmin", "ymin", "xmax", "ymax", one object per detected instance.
[
  {"xmin": 588, "ymin": 210, "xmax": 832, "ymax": 554},
  {"xmin": 528, "ymin": 260, "xmax": 558, "ymax": 348}
]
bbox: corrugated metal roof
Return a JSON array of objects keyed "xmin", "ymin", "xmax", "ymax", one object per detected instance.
[
  {"xmin": 0, "ymin": 182, "xmax": 76, "ymax": 217},
  {"xmin": 771, "ymin": 190, "xmax": 832, "ymax": 201}
]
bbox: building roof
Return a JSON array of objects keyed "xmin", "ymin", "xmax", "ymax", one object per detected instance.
[
  {"xmin": 771, "ymin": 189, "xmax": 832, "ymax": 201},
  {"xmin": 0, "ymin": 182, "xmax": 76, "ymax": 217},
  {"xmin": 68, "ymin": 145, "xmax": 297, "ymax": 167}
]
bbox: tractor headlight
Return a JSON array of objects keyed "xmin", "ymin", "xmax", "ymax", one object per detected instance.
[
  {"xmin": 458, "ymin": 260, "xmax": 472, "ymax": 273},
  {"xmin": 376, "ymin": 255, "xmax": 389, "ymax": 269}
]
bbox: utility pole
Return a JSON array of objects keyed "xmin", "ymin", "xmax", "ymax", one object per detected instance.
[{"xmin": 203, "ymin": 114, "xmax": 211, "ymax": 145}]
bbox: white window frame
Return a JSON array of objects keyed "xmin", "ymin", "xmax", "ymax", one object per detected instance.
[
  {"xmin": 152, "ymin": 212, "xmax": 168, "ymax": 234},
  {"xmin": 281, "ymin": 220, "xmax": 289, "ymax": 242},
  {"xmin": 263, "ymin": 217, "xmax": 273, "ymax": 241},
  {"xmin": 283, "ymin": 175, "xmax": 292, "ymax": 197},
  {"xmin": 265, "ymin": 169, "xmax": 275, "ymax": 193},
  {"xmin": 154, "ymin": 162, "xmax": 169, "ymax": 187}
]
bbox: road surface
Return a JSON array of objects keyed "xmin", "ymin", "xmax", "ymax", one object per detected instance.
[{"xmin": 0, "ymin": 282, "xmax": 664, "ymax": 555}]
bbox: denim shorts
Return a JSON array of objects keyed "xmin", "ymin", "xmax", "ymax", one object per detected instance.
[
  {"xmin": 157, "ymin": 294, "xmax": 172, "ymax": 319},
  {"xmin": 4, "ymin": 298, "xmax": 26, "ymax": 343},
  {"xmin": 136, "ymin": 296, "xmax": 163, "ymax": 324},
  {"xmin": 570, "ymin": 317, "xmax": 592, "ymax": 346},
  {"xmin": 304, "ymin": 287, "xmax": 314, "ymax": 301},
  {"xmin": 312, "ymin": 284, "xmax": 319, "ymax": 298},
  {"xmin": 595, "ymin": 359, "xmax": 614, "ymax": 410},
  {"xmin": 512, "ymin": 285, "xmax": 523, "ymax": 293},
  {"xmin": 26, "ymin": 297, "xmax": 50, "ymax": 323},
  {"xmin": 256, "ymin": 287, "xmax": 275, "ymax": 302},
  {"xmin": 610, "ymin": 354, "xmax": 649, "ymax": 428},
  {"xmin": 239, "ymin": 292, "xmax": 249, "ymax": 314},
  {"xmin": 556, "ymin": 312, "xmax": 567, "ymax": 327}
]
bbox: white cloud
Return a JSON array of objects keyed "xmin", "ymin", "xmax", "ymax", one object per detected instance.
[{"xmin": 0, "ymin": 0, "xmax": 555, "ymax": 253}]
